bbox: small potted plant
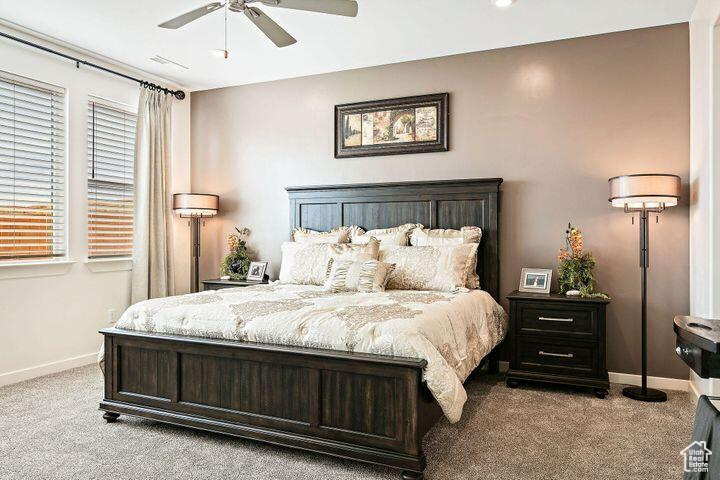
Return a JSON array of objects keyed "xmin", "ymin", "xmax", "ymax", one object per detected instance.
[
  {"xmin": 220, "ymin": 227, "xmax": 252, "ymax": 281},
  {"xmin": 557, "ymin": 223, "xmax": 609, "ymax": 298}
]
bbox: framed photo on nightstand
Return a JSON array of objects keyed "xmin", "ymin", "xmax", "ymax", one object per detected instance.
[
  {"xmin": 519, "ymin": 268, "xmax": 552, "ymax": 294},
  {"xmin": 247, "ymin": 261, "xmax": 268, "ymax": 282}
]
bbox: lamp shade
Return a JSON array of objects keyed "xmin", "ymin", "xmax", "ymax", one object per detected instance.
[
  {"xmin": 608, "ymin": 174, "xmax": 681, "ymax": 209},
  {"xmin": 172, "ymin": 193, "xmax": 219, "ymax": 217}
]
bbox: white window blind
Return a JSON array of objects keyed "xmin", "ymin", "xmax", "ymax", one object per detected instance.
[
  {"xmin": 87, "ymin": 100, "xmax": 136, "ymax": 258},
  {"xmin": 0, "ymin": 73, "xmax": 65, "ymax": 260}
]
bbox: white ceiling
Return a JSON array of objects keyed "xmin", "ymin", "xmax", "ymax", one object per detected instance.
[{"xmin": 0, "ymin": 0, "xmax": 698, "ymax": 92}]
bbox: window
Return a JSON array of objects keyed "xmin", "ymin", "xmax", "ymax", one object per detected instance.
[
  {"xmin": 0, "ymin": 73, "xmax": 65, "ymax": 261},
  {"xmin": 87, "ymin": 99, "xmax": 136, "ymax": 258}
]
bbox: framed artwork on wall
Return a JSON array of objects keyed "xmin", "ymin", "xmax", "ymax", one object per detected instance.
[{"xmin": 334, "ymin": 93, "xmax": 449, "ymax": 158}]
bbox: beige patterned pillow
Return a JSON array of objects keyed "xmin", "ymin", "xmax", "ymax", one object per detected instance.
[
  {"xmin": 324, "ymin": 259, "xmax": 396, "ymax": 293},
  {"xmin": 279, "ymin": 237, "xmax": 380, "ymax": 285},
  {"xmin": 409, "ymin": 226, "xmax": 481, "ymax": 246},
  {"xmin": 292, "ymin": 227, "xmax": 350, "ymax": 244},
  {"xmin": 409, "ymin": 226, "xmax": 482, "ymax": 289},
  {"xmin": 350, "ymin": 223, "xmax": 422, "ymax": 246},
  {"xmin": 379, "ymin": 243, "xmax": 478, "ymax": 292}
]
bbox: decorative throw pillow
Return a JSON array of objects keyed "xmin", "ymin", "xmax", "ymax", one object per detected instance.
[
  {"xmin": 409, "ymin": 226, "xmax": 482, "ymax": 289},
  {"xmin": 291, "ymin": 226, "xmax": 350, "ymax": 244},
  {"xmin": 409, "ymin": 226, "xmax": 482, "ymax": 246},
  {"xmin": 350, "ymin": 223, "xmax": 422, "ymax": 246},
  {"xmin": 279, "ymin": 237, "xmax": 380, "ymax": 285},
  {"xmin": 324, "ymin": 259, "xmax": 396, "ymax": 293},
  {"xmin": 379, "ymin": 243, "xmax": 479, "ymax": 292}
]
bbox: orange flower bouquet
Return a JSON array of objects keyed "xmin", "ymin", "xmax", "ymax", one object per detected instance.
[
  {"xmin": 557, "ymin": 224, "xmax": 608, "ymax": 298},
  {"xmin": 220, "ymin": 227, "xmax": 252, "ymax": 280}
]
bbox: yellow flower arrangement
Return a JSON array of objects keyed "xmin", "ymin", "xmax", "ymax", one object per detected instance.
[
  {"xmin": 221, "ymin": 227, "xmax": 252, "ymax": 280},
  {"xmin": 557, "ymin": 223, "xmax": 608, "ymax": 299}
]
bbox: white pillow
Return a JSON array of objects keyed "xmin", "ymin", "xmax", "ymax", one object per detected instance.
[
  {"xmin": 409, "ymin": 226, "xmax": 481, "ymax": 246},
  {"xmin": 279, "ymin": 237, "xmax": 380, "ymax": 285},
  {"xmin": 324, "ymin": 259, "xmax": 396, "ymax": 293},
  {"xmin": 292, "ymin": 227, "xmax": 350, "ymax": 244},
  {"xmin": 410, "ymin": 226, "xmax": 482, "ymax": 289},
  {"xmin": 379, "ymin": 243, "xmax": 478, "ymax": 292},
  {"xmin": 350, "ymin": 223, "xmax": 422, "ymax": 246}
]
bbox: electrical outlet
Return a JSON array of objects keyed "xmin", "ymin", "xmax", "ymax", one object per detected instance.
[{"xmin": 108, "ymin": 309, "xmax": 118, "ymax": 325}]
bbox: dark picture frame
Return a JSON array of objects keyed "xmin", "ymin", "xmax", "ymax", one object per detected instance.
[{"xmin": 334, "ymin": 93, "xmax": 449, "ymax": 158}]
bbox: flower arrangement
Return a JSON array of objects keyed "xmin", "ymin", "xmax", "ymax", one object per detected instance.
[
  {"xmin": 220, "ymin": 227, "xmax": 252, "ymax": 281},
  {"xmin": 557, "ymin": 223, "xmax": 609, "ymax": 298}
]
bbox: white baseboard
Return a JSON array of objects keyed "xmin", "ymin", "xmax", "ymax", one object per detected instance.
[
  {"xmin": 608, "ymin": 372, "xmax": 688, "ymax": 392},
  {"xmin": 498, "ymin": 360, "xmax": 688, "ymax": 392},
  {"xmin": 0, "ymin": 351, "xmax": 98, "ymax": 387},
  {"xmin": 689, "ymin": 376, "xmax": 702, "ymax": 401},
  {"xmin": 1, "ymin": 354, "xmax": 691, "ymax": 393}
]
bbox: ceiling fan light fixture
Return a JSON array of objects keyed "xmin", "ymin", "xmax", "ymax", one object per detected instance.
[
  {"xmin": 212, "ymin": 49, "xmax": 229, "ymax": 59},
  {"xmin": 494, "ymin": 0, "xmax": 514, "ymax": 7},
  {"xmin": 158, "ymin": 0, "xmax": 358, "ymax": 46}
]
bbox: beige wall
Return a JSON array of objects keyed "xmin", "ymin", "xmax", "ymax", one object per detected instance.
[{"xmin": 191, "ymin": 24, "xmax": 690, "ymax": 379}]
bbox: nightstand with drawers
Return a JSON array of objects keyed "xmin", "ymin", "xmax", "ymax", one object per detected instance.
[
  {"xmin": 505, "ymin": 290, "xmax": 610, "ymax": 398},
  {"xmin": 202, "ymin": 279, "xmax": 269, "ymax": 291}
]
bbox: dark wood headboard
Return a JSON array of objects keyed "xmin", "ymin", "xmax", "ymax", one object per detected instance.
[{"xmin": 286, "ymin": 178, "xmax": 502, "ymax": 300}]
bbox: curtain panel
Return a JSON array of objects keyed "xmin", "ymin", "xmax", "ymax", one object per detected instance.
[{"xmin": 131, "ymin": 88, "xmax": 175, "ymax": 302}]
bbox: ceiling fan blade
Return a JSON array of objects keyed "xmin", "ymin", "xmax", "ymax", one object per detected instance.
[
  {"xmin": 159, "ymin": 2, "xmax": 225, "ymax": 29},
  {"xmin": 243, "ymin": 7, "xmax": 297, "ymax": 48},
  {"xmin": 260, "ymin": 0, "xmax": 358, "ymax": 17}
]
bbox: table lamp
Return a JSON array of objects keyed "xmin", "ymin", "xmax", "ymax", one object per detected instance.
[
  {"xmin": 173, "ymin": 193, "xmax": 219, "ymax": 293},
  {"xmin": 608, "ymin": 173, "xmax": 681, "ymax": 402}
]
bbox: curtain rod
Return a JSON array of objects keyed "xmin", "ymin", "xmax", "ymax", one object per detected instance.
[{"xmin": 0, "ymin": 31, "xmax": 186, "ymax": 100}]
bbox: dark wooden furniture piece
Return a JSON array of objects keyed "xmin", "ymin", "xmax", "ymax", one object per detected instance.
[
  {"xmin": 505, "ymin": 291, "xmax": 610, "ymax": 398},
  {"xmin": 674, "ymin": 315, "xmax": 720, "ymax": 378},
  {"xmin": 100, "ymin": 178, "xmax": 502, "ymax": 480},
  {"xmin": 202, "ymin": 278, "xmax": 269, "ymax": 291}
]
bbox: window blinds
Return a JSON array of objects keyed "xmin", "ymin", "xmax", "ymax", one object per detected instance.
[
  {"xmin": 87, "ymin": 100, "xmax": 136, "ymax": 258},
  {"xmin": 0, "ymin": 74, "xmax": 65, "ymax": 260}
]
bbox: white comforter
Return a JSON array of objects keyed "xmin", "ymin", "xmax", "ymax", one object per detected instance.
[{"xmin": 111, "ymin": 283, "xmax": 508, "ymax": 423}]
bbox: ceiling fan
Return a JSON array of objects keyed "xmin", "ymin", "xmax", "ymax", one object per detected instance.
[{"xmin": 158, "ymin": 0, "xmax": 359, "ymax": 48}]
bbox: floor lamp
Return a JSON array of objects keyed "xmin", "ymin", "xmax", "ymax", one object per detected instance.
[
  {"xmin": 608, "ymin": 174, "xmax": 681, "ymax": 402},
  {"xmin": 173, "ymin": 193, "xmax": 219, "ymax": 293}
]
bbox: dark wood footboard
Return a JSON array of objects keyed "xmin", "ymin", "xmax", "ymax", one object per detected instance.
[{"xmin": 99, "ymin": 327, "xmax": 442, "ymax": 477}]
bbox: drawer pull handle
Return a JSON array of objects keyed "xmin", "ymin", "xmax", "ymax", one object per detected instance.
[
  {"xmin": 676, "ymin": 346, "xmax": 691, "ymax": 356},
  {"xmin": 538, "ymin": 316, "xmax": 574, "ymax": 323},
  {"xmin": 538, "ymin": 351, "xmax": 574, "ymax": 358}
]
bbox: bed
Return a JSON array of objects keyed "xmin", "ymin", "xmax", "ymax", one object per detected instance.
[{"xmin": 99, "ymin": 178, "xmax": 504, "ymax": 480}]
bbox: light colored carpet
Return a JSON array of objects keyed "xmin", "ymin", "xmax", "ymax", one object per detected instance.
[{"xmin": 0, "ymin": 365, "xmax": 694, "ymax": 479}]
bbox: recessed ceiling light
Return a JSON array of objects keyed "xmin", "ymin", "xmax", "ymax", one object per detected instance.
[{"xmin": 494, "ymin": 0, "xmax": 514, "ymax": 7}]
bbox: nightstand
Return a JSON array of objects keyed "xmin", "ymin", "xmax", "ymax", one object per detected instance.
[
  {"xmin": 202, "ymin": 279, "xmax": 269, "ymax": 291},
  {"xmin": 506, "ymin": 290, "xmax": 610, "ymax": 398}
]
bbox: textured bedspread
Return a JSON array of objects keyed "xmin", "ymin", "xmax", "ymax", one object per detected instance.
[{"xmin": 111, "ymin": 283, "xmax": 507, "ymax": 422}]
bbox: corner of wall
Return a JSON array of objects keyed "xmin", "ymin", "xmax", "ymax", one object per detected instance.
[{"xmin": 688, "ymin": 0, "xmax": 720, "ymax": 397}]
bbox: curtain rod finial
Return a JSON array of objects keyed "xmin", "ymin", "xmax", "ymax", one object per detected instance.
[{"xmin": 174, "ymin": 90, "xmax": 186, "ymax": 100}]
